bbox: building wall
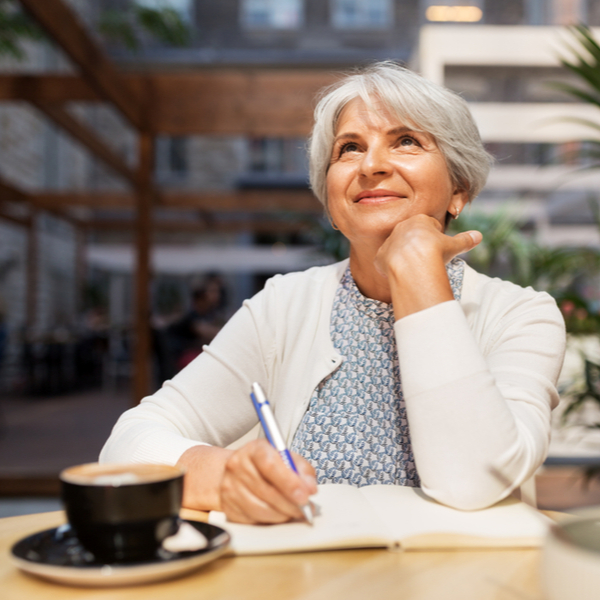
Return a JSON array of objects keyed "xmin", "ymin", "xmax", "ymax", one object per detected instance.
[
  {"xmin": 2, "ymin": 0, "xmax": 600, "ymax": 389},
  {"xmin": 0, "ymin": 21, "xmax": 88, "ymax": 389}
]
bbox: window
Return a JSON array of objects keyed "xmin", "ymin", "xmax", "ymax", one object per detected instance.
[
  {"xmin": 241, "ymin": 0, "xmax": 303, "ymax": 30},
  {"xmin": 155, "ymin": 136, "xmax": 188, "ymax": 183},
  {"xmin": 238, "ymin": 137, "xmax": 308, "ymax": 189},
  {"xmin": 247, "ymin": 138, "xmax": 306, "ymax": 174},
  {"xmin": 331, "ymin": 0, "xmax": 393, "ymax": 29}
]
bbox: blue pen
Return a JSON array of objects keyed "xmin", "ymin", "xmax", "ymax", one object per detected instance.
[{"xmin": 250, "ymin": 382, "xmax": 314, "ymax": 525}]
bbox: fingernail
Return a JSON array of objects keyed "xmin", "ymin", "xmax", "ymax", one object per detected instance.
[
  {"xmin": 292, "ymin": 488, "xmax": 307, "ymax": 504},
  {"xmin": 305, "ymin": 475, "xmax": 317, "ymax": 492}
]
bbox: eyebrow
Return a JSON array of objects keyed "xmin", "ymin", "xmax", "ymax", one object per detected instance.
[{"xmin": 333, "ymin": 126, "xmax": 416, "ymax": 143}]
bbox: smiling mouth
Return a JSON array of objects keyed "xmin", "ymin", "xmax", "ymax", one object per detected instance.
[{"xmin": 354, "ymin": 191, "xmax": 404, "ymax": 203}]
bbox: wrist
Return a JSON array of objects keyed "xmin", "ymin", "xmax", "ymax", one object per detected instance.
[
  {"xmin": 177, "ymin": 445, "xmax": 233, "ymax": 511},
  {"xmin": 388, "ymin": 258, "xmax": 454, "ymax": 321}
]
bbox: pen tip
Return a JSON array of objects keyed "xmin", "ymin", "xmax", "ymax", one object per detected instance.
[{"xmin": 302, "ymin": 504, "xmax": 314, "ymax": 526}]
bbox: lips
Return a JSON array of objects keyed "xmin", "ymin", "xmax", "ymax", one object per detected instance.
[{"xmin": 353, "ymin": 189, "xmax": 404, "ymax": 203}]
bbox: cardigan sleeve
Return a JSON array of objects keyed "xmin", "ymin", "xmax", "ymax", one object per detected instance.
[
  {"xmin": 394, "ymin": 289, "xmax": 565, "ymax": 510},
  {"xmin": 99, "ymin": 289, "xmax": 274, "ymax": 466}
]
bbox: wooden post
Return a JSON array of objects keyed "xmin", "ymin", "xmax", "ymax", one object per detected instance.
[{"xmin": 132, "ymin": 132, "xmax": 154, "ymax": 405}]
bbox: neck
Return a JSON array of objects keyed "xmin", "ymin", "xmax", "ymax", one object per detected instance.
[{"xmin": 348, "ymin": 245, "xmax": 393, "ymax": 304}]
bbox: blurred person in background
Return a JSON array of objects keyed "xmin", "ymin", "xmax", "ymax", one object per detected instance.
[{"xmin": 165, "ymin": 275, "xmax": 227, "ymax": 373}]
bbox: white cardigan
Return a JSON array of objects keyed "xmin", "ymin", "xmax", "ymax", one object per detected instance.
[{"xmin": 100, "ymin": 259, "xmax": 566, "ymax": 510}]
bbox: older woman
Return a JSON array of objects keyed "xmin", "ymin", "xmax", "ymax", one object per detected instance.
[{"xmin": 100, "ymin": 63, "xmax": 565, "ymax": 524}]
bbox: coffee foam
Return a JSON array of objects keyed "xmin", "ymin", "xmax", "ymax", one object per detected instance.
[
  {"xmin": 60, "ymin": 463, "xmax": 183, "ymax": 486},
  {"xmin": 92, "ymin": 473, "xmax": 141, "ymax": 486}
]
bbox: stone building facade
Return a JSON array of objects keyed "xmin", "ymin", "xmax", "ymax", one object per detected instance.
[{"xmin": 2, "ymin": 0, "xmax": 600, "ymax": 391}]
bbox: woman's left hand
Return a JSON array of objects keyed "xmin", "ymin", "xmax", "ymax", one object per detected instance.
[{"xmin": 373, "ymin": 214, "xmax": 482, "ymax": 320}]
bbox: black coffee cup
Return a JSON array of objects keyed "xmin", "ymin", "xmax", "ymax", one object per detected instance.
[{"xmin": 60, "ymin": 462, "xmax": 185, "ymax": 564}]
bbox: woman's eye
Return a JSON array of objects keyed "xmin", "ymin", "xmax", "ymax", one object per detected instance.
[
  {"xmin": 399, "ymin": 136, "xmax": 417, "ymax": 147},
  {"xmin": 340, "ymin": 142, "xmax": 359, "ymax": 154}
]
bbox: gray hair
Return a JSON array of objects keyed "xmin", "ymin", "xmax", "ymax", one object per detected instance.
[{"xmin": 308, "ymin": 62, "xmax": 493, "ymax": 212}]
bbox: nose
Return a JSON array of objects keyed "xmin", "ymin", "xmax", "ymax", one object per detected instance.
[{"xmin": 359, "ymin": 143, "xmax": 392, "ymax": 179}]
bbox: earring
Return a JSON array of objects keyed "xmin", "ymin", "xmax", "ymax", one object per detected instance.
[
  {"xmin": 453, "ymin": 208, "xmax": 461, "ymax": 220},
  {"xmin": 326, "ymin": 210, "xmax": 339, "ymax": 230}
]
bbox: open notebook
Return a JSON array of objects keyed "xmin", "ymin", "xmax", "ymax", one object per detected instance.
[{"xmin": 209, "ymin": 484, "xmax": 549, "ymax": 555}]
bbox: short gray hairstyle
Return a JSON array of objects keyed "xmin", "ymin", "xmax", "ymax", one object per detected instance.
[{"xmin": 308, "ymin": 62, "xmax": 493, "ymax": 212}]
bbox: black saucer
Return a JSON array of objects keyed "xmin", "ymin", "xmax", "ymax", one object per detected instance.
[{"xmin": 10, "ymin": 520, "xmax": 231, "ymax": 587}]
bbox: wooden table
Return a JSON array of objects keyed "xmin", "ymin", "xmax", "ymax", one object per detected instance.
[{"xmin": 1, "ymin": 509, "xmax": 554, "ymax": 600}]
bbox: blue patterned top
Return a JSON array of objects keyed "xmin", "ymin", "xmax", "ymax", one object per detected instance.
[{"xmin": 290, "ymin": 258, "xmax": 465, "ymax": 487}]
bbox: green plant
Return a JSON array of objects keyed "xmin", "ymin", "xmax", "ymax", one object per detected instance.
[
  {"xmin": 561, "ymin": 358, "xmax": 600, "ymax": 423},
  {"xmin": 0, "ymin": 0, "xmax": 192, "ymax": 60},
  {"xmin": 448, "ymin": 208, "xmax": 600, "ymax": 298},
  {"xmin": 542, "ymin": 25, "xmax": 600, "ymax": 443},
  {"xmin": 310, "ymin": 216, "xmax": 349, "ymax": 262},
  {"xmin": 550, "ymin": 25, "xmax": 600, "ymax": 168},
  {"xmin": 99, "ymin": 1, "xmax": 191, "ymax": 51},
  {"xmin": 448, "ymin": 208, "xmax": 530, "ymax": 284},
  {"xmin": 0, "ymin": 0, "xmax": 42, "ymax": 59}
]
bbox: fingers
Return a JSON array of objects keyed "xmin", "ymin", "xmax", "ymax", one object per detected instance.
[
  {"xmin": 446, "ymin": 230, "xmax": 482, "ymax": 261},
  {"xmin": 220, "ymin": 440, "xmax": 315, "ymax": 524},
  {"xmin": 292, "ymin": 451, "xmax": 318, "ymax": 494},
  {"xmin": 376, "ymin": 216, "xmax": 481, "ymax": 275}
]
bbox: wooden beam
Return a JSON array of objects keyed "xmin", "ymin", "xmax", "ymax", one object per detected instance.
[
  {"xmin": 129, "ymin": 70, "xmax": 338, "ymax": 136},
  {"xmin": 31, "ymin": 191, "xmax": 133, "ymax": 209},
  {"xmin": 19, "ymin": 0, "xmax": 144, "ymax": 130},
  {"xmin": 0, "ymin": 476, "xmax": 60, "ymax": 496},
  {"xmin": 30, "ymin": 190, "xmax": 322, "ymax": 212},
  {"xmin": 0, "ymin": 76, "xmax": 136, "ymax": 186},
  {"xmin": 0, "ymin": 70, "xmax": 338, "ymax": 135},
  {"xmin": 0, "ymin": 74, "xmax": 98, "ymax": 102},
  {"xmin": 0, "ymin": 178, "xmax": 29, "ymax": 203},
  {"xmin": 32, "ymin": 102, "xmax": 137, "ymax": 186},
  {"xmin": 162, "ymin": 190, "xmax": 321, "ymax": 212},
  {"xmin": 132, "ymin": 132, "xmax": 154, "ymax": 405},
  {"xmin": 0, "ymin": 176, "xmax": 81, "ymax": 227},
  {"xmin": 0, "ymin": 209, "xmax": 31, "ymax": 227}
]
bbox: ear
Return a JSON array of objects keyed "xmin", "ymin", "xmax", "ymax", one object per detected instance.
[{"xmin": 450, "ymin": 188, "xmax": 469, "ymax": 216}]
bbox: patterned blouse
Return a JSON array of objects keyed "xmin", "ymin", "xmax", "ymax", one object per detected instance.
[{"xmin": 290, "ymin": 258, "xmax": 465, "ymax": 487}]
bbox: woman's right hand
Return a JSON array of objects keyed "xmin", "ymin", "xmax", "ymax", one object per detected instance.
[
  {"xmin": 220, "ymin": 440, "xmax": 317, "ymax": 524},
  {"xmin": 177, "ymin": 440, "xmax": 317, "ymax": 524},
  {"xmin": 373, "ymin": 214, "xmax": 482, "ymax": 321}
]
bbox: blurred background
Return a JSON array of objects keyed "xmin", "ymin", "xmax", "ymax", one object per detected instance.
[{"xmin": 2, "ymin": 0, "xmax": 600, "ymax": 515}]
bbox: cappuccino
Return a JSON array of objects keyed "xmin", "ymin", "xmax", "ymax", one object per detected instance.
[
  {"xmin": 60, "ymin": 462, "xmax": 185, "ymax": 563},
  {"xmin": 60, "ymin": 463, "xmax": 181, "ymax": 486}
]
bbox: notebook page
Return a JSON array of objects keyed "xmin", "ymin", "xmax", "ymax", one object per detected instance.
[
  {"xmin": 209, "ymin": 484, "xmax": 390, "ymax": 555},
  {"xmin": 360, "ymin": 485, "xmax": 549, "ymax": 546}
]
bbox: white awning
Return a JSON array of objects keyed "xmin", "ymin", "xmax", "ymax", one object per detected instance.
[{"xmin": 86, "ymin": 244, "xmax": 334, "ymax": 274}]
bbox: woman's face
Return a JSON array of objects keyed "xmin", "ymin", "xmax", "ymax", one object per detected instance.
[{"xmin": 326, "ymin": 98, "xmax": 468, "ymax": 250}]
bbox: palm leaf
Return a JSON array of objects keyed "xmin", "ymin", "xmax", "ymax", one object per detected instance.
[
  {"xmin": 549, "ymin": 83, "xmax": 600, "ymax": 108},
  {"xmin": 585, "ymin": 359, "xmax": 600, "ymax": 400},
  {"xmin": 560, "ymin": 26, "xmax": 600, "ymax": 93},
  {"xmin": 0, "ymin": 0, "xmax": 43, "ymax": 59},
  {"xmin": 135, "ymin": 6, "xmax": 190, "ymax": 47},
  {"xmin": 98, "ymin": 3, "xmax": 191, "ymax": 51},
  {"xmin": 98, "ymin": 10, "xmax": 138, "ymax": 50}
]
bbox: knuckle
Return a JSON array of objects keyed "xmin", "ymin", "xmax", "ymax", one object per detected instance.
[
  {"xmin": 226, "ymin": 452, "xmax": 241, "ymax": 471},
  {"xmin": 260, "ymin": 451, "xmax": 278, "ymax": 471}
]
